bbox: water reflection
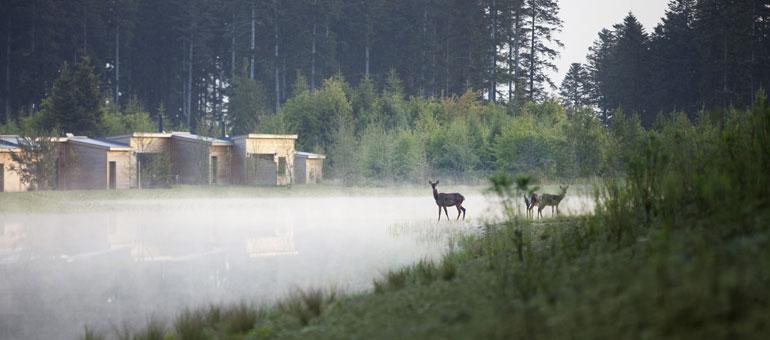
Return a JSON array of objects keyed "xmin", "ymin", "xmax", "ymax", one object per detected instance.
[{"xmin": 0, "ymin": 195, "xmax": 491, "ymax": 339}]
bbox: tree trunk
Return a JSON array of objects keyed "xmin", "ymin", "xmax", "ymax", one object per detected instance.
[
  {"xmin": 115, "ymin": 28, "xmax": 120, "ymax": 106},
  {"xmin": 4, "ymin": 19, "xmax": 11, "ymax": 121},
  {"xmin": 445, "ymin": 33, "xmax": 450, "ymax": 97},
  {"xmin": 274, "ymin": 0, "xmax": 280, "ymax": 112},
  {"xmin": 529, "ymin": 5, "xmax": 536, "ymax": 100},
  {"xmin": 250, "ymin": 2, "xmax": 256, "ymax": 80},
  {"xmin": 231, "ymin": 10, "xmax": 236, "ymax": 81},
  {"xmin": 513, "ymin": 7, "xmax": 521, "ymax": 103},
  {"xmin": 187, "ymin": 36, "xmax": 194, "ymax": 129},
  {"xmin": 365, "ymin": 45, "xmax": 370, "ymax": 78},
  {"xmin": 490, "ymin": 0, "xmax": 497, "ymax": 103},
  {"xmin": 311, "ymin": 0, "xmax": 317, "ymax": 91}
]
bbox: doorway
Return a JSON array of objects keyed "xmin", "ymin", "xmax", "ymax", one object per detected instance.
[
  {"xmin": 109, "ymin": 161, "xmax": 117, "ymax": 190},
  {"xmin": 211, "ymin": 156, "xmax": 218, "ymax": 185}
]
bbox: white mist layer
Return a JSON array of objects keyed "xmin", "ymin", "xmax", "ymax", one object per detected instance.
[{"xmin": 0, "ymin": 189, "xmax": 591, "ymax": 339}]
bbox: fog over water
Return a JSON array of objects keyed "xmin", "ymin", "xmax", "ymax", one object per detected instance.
[{"xmin": 0, "ymin": 189, "xmax": 593, "ymax": 339}]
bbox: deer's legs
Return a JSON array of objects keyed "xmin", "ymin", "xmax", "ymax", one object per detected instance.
[
  {"xmin": 438, "ymin": 206, "xmax": 442, "ymax": 221},
  {"xmin": 443, "ymin": 206, "xmax": 450, "ymax": 220}
]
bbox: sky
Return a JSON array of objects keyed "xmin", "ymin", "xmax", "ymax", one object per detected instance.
[{"xmin": 552, "ymin": 0, "xmax": 670, "ymax": 85}]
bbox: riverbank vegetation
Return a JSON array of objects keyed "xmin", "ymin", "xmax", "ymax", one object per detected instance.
[{"xmin": 81, "ymin": 91, "xmax": 770, "ymax": 339}]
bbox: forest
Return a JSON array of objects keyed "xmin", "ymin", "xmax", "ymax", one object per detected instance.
[{"xmin": 1, "ymin": 0, "xmax": 770, "ymax": 183}]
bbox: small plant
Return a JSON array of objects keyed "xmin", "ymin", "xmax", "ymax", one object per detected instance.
[
  {"xmin": 440, "ymin": 259, "xmax": 457, "ymax": 281},
  {"xmin": 414, "ymin": 259, "xmax": 438, "ymax": 284},
  {"xmin": 81, "ymin": 326, "xmax": 105, "ymax": 340},
  {"xmin": 225, "ymin": 303, "xmax": 262, "ymax": 334},
  {"xmin": 174, "ymin": 309, "xmax": 207, "ymax": 340},
  {"xmin": 283, "ymin": 288, "xmax": 337, "ymax": 326},
  {"xmin": 133, "ymin": 318, "xmax": 166, "ymax": 340}
]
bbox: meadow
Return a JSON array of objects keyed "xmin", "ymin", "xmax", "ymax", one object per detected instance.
[{"xmin": 76, "ymin": 93, "xmax": 770, "ymax": 339}]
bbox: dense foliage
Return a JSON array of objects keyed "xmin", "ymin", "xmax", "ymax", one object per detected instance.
[
  {"xmin": 83, "ymin": 89, "xmax": 770, "ymax": 340},
  {"xmin": 0, "ymin": 0, "xmax": 564, "ymax": 133},
  {"xmin": 266, "ymin": 75, "xmax": 616, "ymax": 184},
  {"xmin": 564, "ymin": 0, "xmax": 770, "ymax": 126}
]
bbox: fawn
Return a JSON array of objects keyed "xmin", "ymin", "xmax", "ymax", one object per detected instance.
[
  {"xmin": 429, "ymin": 180, "xmax": 466, "ymax": 221},
  {"xmin": 524, "ymin": 193, "xmax": 540, "ymax": 218},
  {"xmin": 537, "ymin": 185, "xmax": 569, "ymax": 218}
]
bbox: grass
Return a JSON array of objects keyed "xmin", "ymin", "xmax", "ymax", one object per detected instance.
[
  {"xmin": 79, "ymin": 94, "xmax": 770, "ymax": 338},
  {"xmin": 0, "ymin": 183, "xmax": 491, "ymax": 214}
]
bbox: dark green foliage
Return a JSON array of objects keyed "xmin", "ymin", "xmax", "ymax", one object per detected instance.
[
  {"xmin": 225, "ymin": 303, "xmax": 262, "ymax": 333},
  {"xmin": 84, "ymin": 93, "xmax": 770, "ymax": 338},
  {"xmin": 228, "ymin": 74, "xmax": 268, "ymax": 136},
  {"xmin": 133, "ymin": 319, "xmax": 166, "ymax": 340},
  {"xmin": 580, "ymin": 0, "xmax": 770, "ymax": 122},
  {"xmin": 9, "ymin": 135, "xmax": 64, "ymax": 190},
  {"xmin": 40, "ymin": 57, "xmax": 104, "ymax": 135}
]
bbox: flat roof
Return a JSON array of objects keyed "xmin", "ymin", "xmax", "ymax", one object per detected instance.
[
  {"xmin": 295, "ymin": 151, "xmax": 326, "ymax": 159},
  {"xmin": 171, "ymin": 133, "xmax": 233, "ymax": 146},
  {"xmin": 68, "ymin": 137, "xmax": 133, "ymax": 151},
  {"xmin": 232, "ymin": 134, "xmax": 298, "ymax": 140},
  {"xmin": 0, "ymin": 135, "xmax": 21, "ymax": 146}
]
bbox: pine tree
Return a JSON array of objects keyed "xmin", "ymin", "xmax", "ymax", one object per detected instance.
[
  {"xmin": 585, "ymin": 28, "xmax": 616, "ymax": 121},
  {"xmin": 649, "ymin": 0, "xmax": 699, "ymax": 116},
  {"xmin": 608, "ymin": 13, "xmax": 651, "ymax": 126},
  {"xmin": 41, "ymin": 56, "xmax": 104, "ymax": 135},
  {"xmin": 522, "ymin": 0, "xmax": 563, "ymax": 101},
  {"xmin": 559, "ymin": 63, "xmax": 591, "ymax": 111},
  {"xmin": 228, "ymin": 71, "xmax": 268, "ymax": 136}
]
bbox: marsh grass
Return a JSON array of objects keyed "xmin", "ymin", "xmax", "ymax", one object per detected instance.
[
  {"xmin": 83, "ymin": 93, "xmax": 770, "ymax": 339},
  {"xmin": 281, "ymin": 288, "xmax": 338, "ymax": 326},
  {"xmin": 224, "ymin": 303, "xmax": 263, "ymax": 334},
  {"xmin": 81, "ymin": 326, "xmax": 104, "ymax": 340},
  {"xmin": 174, "ymin": 309, "xmax": 208, "ymax": 340},
  {"xmin": 133, "ymin": 318, "xmax": 166, "ymax": 340}
]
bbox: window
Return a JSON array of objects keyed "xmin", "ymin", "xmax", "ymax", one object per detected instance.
[{"xmin": 278, "ymin": 157, "xmax": 287, "ymax": 176}]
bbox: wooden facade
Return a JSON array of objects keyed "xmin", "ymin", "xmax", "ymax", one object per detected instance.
[
  {"xmin": 0, "ymin": 143, "xmax": 28, "ymax": 193},
  {"xmin": 231, "ymin": 134, "xmax": 297, "ymax": 186},
  {"xmin": 0, "ymin": 132, "xmax": 317, "ymax": 193},
  {"xmin": 294, "ymin": 152, "xmax": 326, "ymax": 184}
]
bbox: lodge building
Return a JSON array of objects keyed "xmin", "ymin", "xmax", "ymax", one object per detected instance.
[{"xmin": 0, "ymin": 132, "xmax": 324, "ymax": 193}]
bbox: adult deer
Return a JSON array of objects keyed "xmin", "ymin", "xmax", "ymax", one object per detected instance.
[
  {"xmin": 537, "ymin": 185, "xmax": 569, "ymax": 218},
  {"xmin": 429, "ymin": 180, "xmax": 466, "ymax": 221}
]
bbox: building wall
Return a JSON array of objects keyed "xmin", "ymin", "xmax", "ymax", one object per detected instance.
[
  {"xmin": 60, "ymin": 144, "xmax": 108, "ymax": 190},
  {"xmin": 107, "ymin": 151, "xmax": 132, "ymax": 190},
  {"xmin": 244, "ymin": 138, "xmax": 295, "ymax": 186},
  {"xmin": 0, "ymin": 152, "xmax": 28, "ymax": 192},
  {"xmin": 246, "ymin": 154, "xmax": 277, "ymax": 186},
  {"xmin": 171, "ymin": 138, "xmax": 210, "ymax": 185},
  {"xmin": 294, "ymin": 157, "xmax": 307, "ymax": 184},
  {"xmin": 130, "ymin": 137, "xmax": 171, "ymax": 154},
  {"xmin": 231, "ymin": 138, "xmax": 247, "ymax": 184},
  {"xmin": 210, "ymin": 145, "xmax": 231, "ymax": 185},
  {"xmin": 306, "ymin": 159, "xmax": 324, "ymax": 184}
]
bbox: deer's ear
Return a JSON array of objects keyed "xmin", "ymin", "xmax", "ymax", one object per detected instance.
[{"xmin": 436, "ymin": 180, "xmax": 440, "ymax": 185}]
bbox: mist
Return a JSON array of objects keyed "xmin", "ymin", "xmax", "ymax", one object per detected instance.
[{"xmin": 0, "ymin": 186, "xmax": 596, "ymax": 339}]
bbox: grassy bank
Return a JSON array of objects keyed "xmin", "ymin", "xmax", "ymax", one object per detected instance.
[
  {"xmin": 83, "ymin": 94, "xmax": 770, "ymax": 339},
  {"xmin": 0, "ymin": 182, "xmax": 595, "ymax": 214},
  {"xmin": 81, "ymin": 210, "xmax": 770, "ymax": 339}
]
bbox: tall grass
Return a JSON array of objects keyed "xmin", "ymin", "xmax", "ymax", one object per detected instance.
[{"xmin": 82, "ymin": 93, "xmax": 770, "ymax": 338}]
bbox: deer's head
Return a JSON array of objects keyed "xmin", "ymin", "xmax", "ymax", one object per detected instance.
[
  {"xmin": 429, "ymin": 180, "xmax": 440, "ymax": 190},
  {"xmin": 559, "ymin": 185, "xmax": 569, "ymax": 195}
]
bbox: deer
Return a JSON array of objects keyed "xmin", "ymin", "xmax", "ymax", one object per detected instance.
[
  {"xmin": 537, "ymin": 185, "xmax": 569, "ymax": 218},
  {"xmin": 524, "ymin": 193, "xmax": 540, "ymax": 218},
  {"xmin": 429, "ymin": 180, "xmax": 466, "ymax": 221}
]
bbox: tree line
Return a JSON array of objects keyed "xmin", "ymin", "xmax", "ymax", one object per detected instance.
[
  {"xmin": 560, "ymin": 0, "xmax": 770, "ymax": 127},
  {"xmin": 0, "ymin": 0, "xmax": 563, "ymax": 134}
]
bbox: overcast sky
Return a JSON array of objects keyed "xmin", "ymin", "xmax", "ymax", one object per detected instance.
[{"xmin": 551, "ymin": 0, "xmax": 670, "ymax": 85}]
